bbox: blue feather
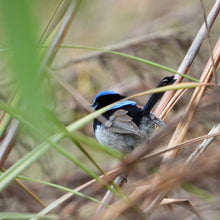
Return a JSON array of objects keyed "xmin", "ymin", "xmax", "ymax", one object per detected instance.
[
  {"xmin": 94, "ymin": 90, "xmax": 119, "ymax": 100},
  {"xmin": 110, "ymin": 100, "xmax": 136, "ymax": 110},
  {"xmin": 93, "ymin": 90, "xmax": 136, "ymax": 110}
]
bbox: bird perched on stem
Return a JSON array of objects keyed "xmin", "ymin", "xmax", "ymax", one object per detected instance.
[{"xmin": 91, "ymin": 76, "xmax": 175, "ymax": 153}]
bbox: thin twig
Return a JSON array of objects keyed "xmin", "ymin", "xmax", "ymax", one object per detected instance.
[
  {"xmin": 142, "ymin": 130, "xmax": 220, "ymax": 161},
  {"xmin": 186, "ymin": 124, "xmax": 220, "ymax": 163}
]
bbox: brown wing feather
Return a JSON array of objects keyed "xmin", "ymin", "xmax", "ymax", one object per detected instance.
[{"xmin": 104, "ymin": 109, "xmax": 142, "ymax": 136}]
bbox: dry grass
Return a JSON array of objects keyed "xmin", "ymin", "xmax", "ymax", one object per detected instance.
[{"xmin": 0, "ymin": 0, "xmax": 219, "ymax": 220}]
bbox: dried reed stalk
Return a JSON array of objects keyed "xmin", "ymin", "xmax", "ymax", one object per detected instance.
[
  {"xmin": 154, "ymin": 0, "xmax": 220, "ymax": 119},
  {"xmin": 141, "ymin": 35, "xmax": 220, "ymax": 214}
]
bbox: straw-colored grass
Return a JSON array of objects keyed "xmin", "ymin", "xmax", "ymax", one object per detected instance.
[{"xmin": 0, "ymin": 1, "xmax": 219, "ymax": 219}]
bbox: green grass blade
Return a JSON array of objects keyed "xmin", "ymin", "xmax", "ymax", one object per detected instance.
[
  {"xmin": 16, "ymin": 175, "xmax": 102, "ymax": 204},
  {"xmin": 58, "ymin": 45, "xmax": 200, "ymax": 82},
  {"xmin": 0, "ymin": 1, "xmax": 49, "ymax": 136},
  {"xmin": 0, "ymin": 82, "xmax": 208, "ymax": 192}
]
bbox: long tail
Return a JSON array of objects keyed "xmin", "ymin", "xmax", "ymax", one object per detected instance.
[{"xmin": 142, "ymin": 76, "xmax": 176, "ymax": 115}]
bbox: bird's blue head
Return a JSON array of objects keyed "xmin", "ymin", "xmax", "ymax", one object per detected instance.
[{"xmin": 92, "ymin": 90, "xmax": 136, "ymax": 110}]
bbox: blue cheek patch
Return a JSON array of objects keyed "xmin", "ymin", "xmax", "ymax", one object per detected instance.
[{"xmin": 110, "ymin": 100, "xmax": 136, "ymax": 110}]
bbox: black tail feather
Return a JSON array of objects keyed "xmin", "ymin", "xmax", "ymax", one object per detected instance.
[{"xmin": 143, "ymin": 76, "xmax": 176, "ymax": 115}]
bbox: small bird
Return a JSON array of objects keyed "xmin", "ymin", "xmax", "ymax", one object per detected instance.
[{"xmin": 91, "ymin": 76, "xmax": 175, "ymax": 153}]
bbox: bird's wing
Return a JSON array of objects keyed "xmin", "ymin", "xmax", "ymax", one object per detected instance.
[{"xmin": 104, "ymin": 109, "xmax": 142, "ymax": 136}]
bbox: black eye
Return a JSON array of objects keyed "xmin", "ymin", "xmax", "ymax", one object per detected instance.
[{"xmin": 92, "ymin": 102, "xmax": 98, "ymax": 109}]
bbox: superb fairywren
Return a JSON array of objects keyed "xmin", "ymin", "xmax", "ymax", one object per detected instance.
[{"xmin": 92, "ymin": 76, "xmax": 175, "ymax": 153}]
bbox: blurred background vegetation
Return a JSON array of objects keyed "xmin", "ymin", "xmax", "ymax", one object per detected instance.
[{"xmin": 0, "ymin": 0, "xmax": 219, "ymax": 219}]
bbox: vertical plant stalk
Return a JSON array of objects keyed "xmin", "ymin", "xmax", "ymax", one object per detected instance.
[
  {"xmin": 0, "ymin": 0, "xmax": 81, "ymax": 212},
  {"xmin": 0, "ymin": 0, "xmax": 44, "ymax": 169},
  {"xmin": 0, "ymin": 94, "xmax": 20, "ymax": 168},
  {"xmin": 0, "ymin": 120, "xmax": 20, "ymax": 168},
  {"xmin": 141, "ymin": 0, "xmax": 220, "ymax": 213},
  {"xmin": 1, "ymin": 0, "xmax": 81, "ymax": 164},
  {"xmin": 141, "ymin": 0, "xmax": 220, "ymax": 215},
  {"xmin": 142, "ymin": 37, "xmax": 220, "ymax": 214},
  {"xmin": 95, "ymin": 173, "xmax": 128, "ymax": 216},
  {"xmin": 154, "ymin": 0, "xmax": 220, "ymax": 119},
  {"xmin": 200, "ymin": 0, "xmax": 218, "ymax": 84},
  {"xmin": 37, "ymin": 0, "xmax": 70, "ymax": 47},
  {"xmin": 163, "ymin": 38, "xmax": 220, "ymax": 161},
  {"xmin": 0, "ymin": 0, "xmax": 81, "ymax": 166},
  {"xmin": 40, "ymin": 0, "xmax": 81, "ymax": 70}
]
